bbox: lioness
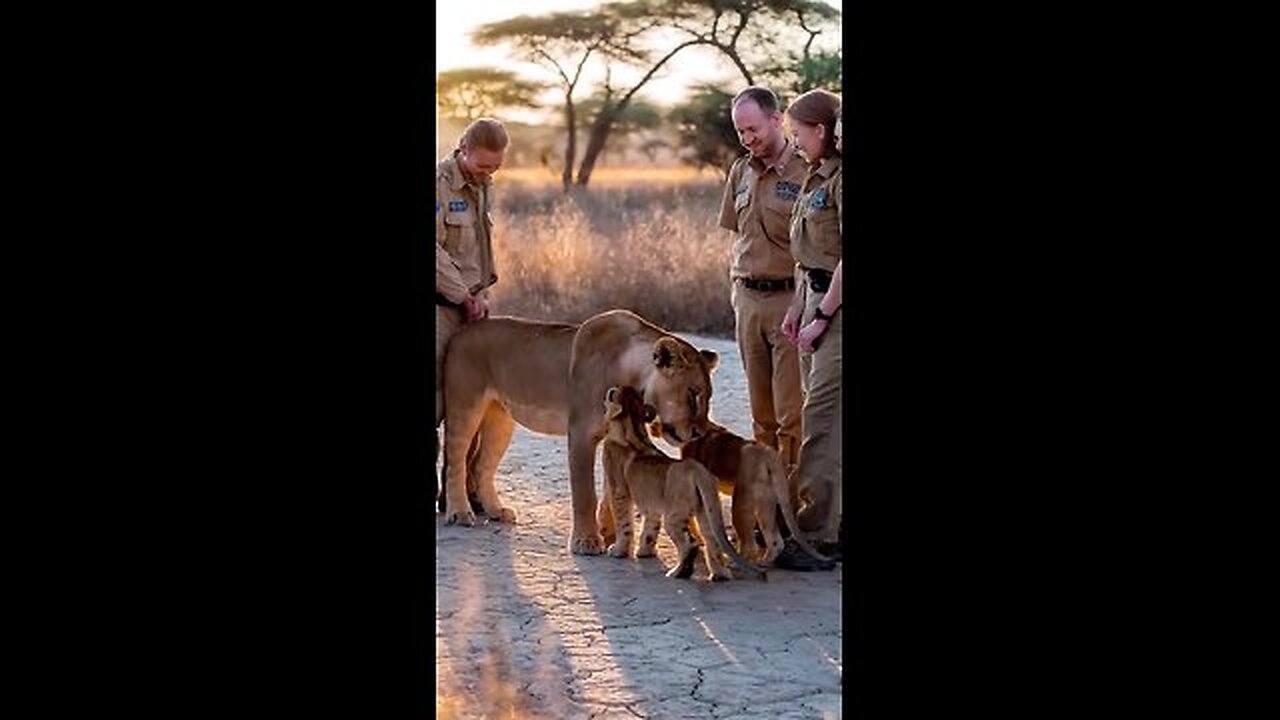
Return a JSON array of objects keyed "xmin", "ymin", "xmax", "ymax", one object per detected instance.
[
  {"xmin": 602, "ymin": 386, "xmax": 764, "ymax": 581},
  {"xmin": 441, "ymin": 310, "xmax": 719, "ymax": 550},
  {"xmin": 680, "ymin": 423, "xmax": 832, "ymax": 567}
]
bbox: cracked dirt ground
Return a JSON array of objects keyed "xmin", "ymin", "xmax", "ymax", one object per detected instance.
[{"xmin": 435, "ymin": 335, "xmax": 842, "ymax": 719}]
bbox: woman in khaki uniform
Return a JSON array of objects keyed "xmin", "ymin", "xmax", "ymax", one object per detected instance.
[{"xmin": 776, "ymin": 90, "xmax": 844, "ymax": 568}]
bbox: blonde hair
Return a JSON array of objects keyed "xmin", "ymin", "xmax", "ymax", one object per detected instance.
[
  {"xmin": 459, "ymin": 118, "xmax": 508, "ymax": 152},
  {"xmin": 786, "ymin": 89, "xmax": 841, "ymax": 157}
]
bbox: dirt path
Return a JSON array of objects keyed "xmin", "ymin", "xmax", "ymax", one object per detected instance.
[{"xmin": 435, "ymin": 335, "xmax": 843, "ymax": 719}]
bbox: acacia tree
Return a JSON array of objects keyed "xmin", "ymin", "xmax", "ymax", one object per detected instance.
[
  {"xmin": 473, "ymin": 12, "xmax": 654, "ymax": 192},
  {"xmin": 435, "ymin": 68, "xmax": 545, "ymax": 121},
  {"xmin": 572, "ymin": 0, "xmax": 841, "ymax": 187},
  {"xmin": 476, "ymin": 0, "xmax": 840, "ymax": 189}
]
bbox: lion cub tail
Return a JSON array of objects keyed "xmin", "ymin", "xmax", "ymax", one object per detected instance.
[
  {"xmin": 691, "ymin": 463, "xmax": 767, "ymax": 581},
  {"xmin": 766, "ymin": 450, "xmax": 834, "ymax": 565}
]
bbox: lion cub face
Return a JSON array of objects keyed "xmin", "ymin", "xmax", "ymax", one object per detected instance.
[{"xmin": 604, "ymin": 386, "xmax": 658, "ymax": 451}]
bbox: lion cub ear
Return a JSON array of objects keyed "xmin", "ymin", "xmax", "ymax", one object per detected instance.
[
  {"xmin": 699, "ymin": 349, "xmax": 719, "ymax": 372},
  {"xmin": 603, "ymin": 386, "xmax": 624, "ymax": 418}
]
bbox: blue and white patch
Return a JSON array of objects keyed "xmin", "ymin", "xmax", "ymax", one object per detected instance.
[
  {"xmin": 809, "ymin": 188, "xmax": 828, "ymax": 210},
  {"xmin": 775, "ymin": 181, "xmax": 800, "ymax": 202},
  {"xmin": 435, "ymin": 200, "xmax": 441, "ymax": 215},
  {"xmin": 448, "ymin": 199, "xmax": 469, "ymax": 212}
]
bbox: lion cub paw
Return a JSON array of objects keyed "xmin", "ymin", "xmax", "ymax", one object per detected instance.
[
  {"xmin": 607, "ymin": 542, "xmax": 630, "ymax": 558},
  {"xmin": 634, "ymin": 544, "xmax": 657, "ymax": 558},
  {"xmin": 445, "ymin": 509, "xmax": 476, "ymax": 527}
]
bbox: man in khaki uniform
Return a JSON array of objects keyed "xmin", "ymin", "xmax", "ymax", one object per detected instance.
[
  {"xmin": 718, "ymin": 86, "xmax": 808, "ymax": 470},
  {"xmin": 435, "ymin": 118, "xmax": 508, "ymax": 501},
  {"xmin": 778, "ymin": 90, "xmax": 844, "ymax": 566}
]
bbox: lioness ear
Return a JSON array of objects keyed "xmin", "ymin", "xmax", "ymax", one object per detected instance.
[
  {"xmin": 642, "ymin": 404, "xmax": 657, "ymax": 423},
  {"xmin": 699, "ymin": 349, "xmax": 719, "ymax": 372},
  {"xmin": 605, "ymin": 386, "xmax": 621, "ymax": 403},
  {"xmin": 652, "ymin": 338, "xmax": 680, "ymax": 369}
]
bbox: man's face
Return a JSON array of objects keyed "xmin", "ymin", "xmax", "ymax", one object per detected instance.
[
  {"xmin": 459, "ymin": 144, "xmax": 505, "ymax": 183},
  {"xmin": 731, "ymin": 100, "xmax": 782, "ymax": 159}
]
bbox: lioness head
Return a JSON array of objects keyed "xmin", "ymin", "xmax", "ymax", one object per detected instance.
[
  {"xmin": 603, "ymin": 385, "xmax": 657, "ymax": 450},
  {"xmin": 644, "ymin": 336, "xmax": 718, "ymax": 445}
]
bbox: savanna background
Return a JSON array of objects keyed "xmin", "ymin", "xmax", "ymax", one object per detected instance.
[{"xmin": 437, "ymin": 0, "xmax": 843, "ymax": 338}]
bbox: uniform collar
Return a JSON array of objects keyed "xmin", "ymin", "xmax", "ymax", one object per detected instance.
[
  {"xmin": 442, "ymin": 150, "xmax": 488, "ymax": 192},
  {"xmin": 748, "ymin": 137, "xmax": 798, "ymax": 175},
  {"xmin": 812, "ymin": 154, "xmax": 842, "ymax": 179}
]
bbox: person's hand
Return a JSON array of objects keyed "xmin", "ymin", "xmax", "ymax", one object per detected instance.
[
  {"xmin": 462, "ymin": 294, "xmax": 489, "ymax": 323},
  {"xmin": 797, "ymin": 318, "xmax": 829, "ymax": 353},
  {"xmin": 781, "ymin": 303, "xmax": 803, "ymax": 344}
]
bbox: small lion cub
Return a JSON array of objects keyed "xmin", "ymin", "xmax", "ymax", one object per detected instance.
[{"xmin": 601, "ymin": 386, "xmax": 765, "ymax": 581}]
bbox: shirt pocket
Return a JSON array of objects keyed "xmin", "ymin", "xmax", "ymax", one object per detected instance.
[{"xmin": 443, "ymin": 211, "xmax": 476, "ymax": 257}]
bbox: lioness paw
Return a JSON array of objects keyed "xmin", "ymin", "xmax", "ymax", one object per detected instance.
[
  {"xmin": 570, "ymin": 532, "xmax": 605, "ymax": 555},
  {"xmin": 491, "ymin": 507, "xmax": 517, "ymax": 524},
  {"xmin": 607, "ymin": 543, "xmax": 629, "ymax": 558},
  {"xmin": 446, "ymin": 509, "xmax": 477, "ymax": 527}
]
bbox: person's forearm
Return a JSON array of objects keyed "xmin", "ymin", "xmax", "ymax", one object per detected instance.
[{"xmin": 818, "ymin": 261, "xmax": 842, "ymax": 316}]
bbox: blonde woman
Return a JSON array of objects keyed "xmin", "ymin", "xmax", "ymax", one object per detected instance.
[{"xmin": 776, "ymin": 90, "xmax": 843, "ymax": 568}]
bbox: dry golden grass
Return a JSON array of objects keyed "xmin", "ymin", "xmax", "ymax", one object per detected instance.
[
  {"xmin": 497, "ymin": 164, "xmax": 723, "ymax": 188},
  {"xmin": 486, "ymin": 166, "xmax": 736, "ymax": 337}
]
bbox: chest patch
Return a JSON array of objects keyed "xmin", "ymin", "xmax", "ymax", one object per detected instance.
[
  {"xmin": 774, "ymin": 181, "xmax": 800, "ymax": 202},
  {"xmin": 809, "ymin": 188, "xmax": 828, "ymax": 210},
  {"xmin": 448, "ymin": 199, "xmax": 469, "ymax": 212}
]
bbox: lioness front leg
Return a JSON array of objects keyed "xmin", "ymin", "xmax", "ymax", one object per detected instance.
[{"xmin": 567, "ymin": 429, "xmax": 605, "ymax": 555}]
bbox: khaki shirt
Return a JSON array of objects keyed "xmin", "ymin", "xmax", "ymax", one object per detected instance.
[
  {"xmin": 789, "ymin": 156, "xmax": 842, "ymax": 272},
  {"xmin": 435, "ymin": 151, "xmax": 497, "ymax": 304},
  {"xmin": 718, "ymin": 141, "xmax": 808, "ymax": 281}
]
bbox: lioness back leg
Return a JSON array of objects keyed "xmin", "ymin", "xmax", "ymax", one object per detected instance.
[
  {"xmin": 471, "ymin": 404, "xmax": 517, "ymax": 523},
  {"xmin": 443, "ymin": 394, "xmax": 493, "ymax": 527}
]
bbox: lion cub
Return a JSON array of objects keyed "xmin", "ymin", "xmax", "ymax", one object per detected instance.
[
  {"xmin": 601, "ymin": 386, "xmax": 765, "ymax": 581},
  {"xmin": 680, "ymin": 423, "xmax": 832, "ymax": 567}
]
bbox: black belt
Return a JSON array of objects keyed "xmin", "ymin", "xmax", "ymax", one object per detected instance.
[
  {"xmin": 805, "ymin": 268, "xmax": 833, "ymax": 293},
  {"xmin": 739, "ymin": 277, "xmax": 796, "ymax": 293},
  {"xmin": 435, "ymin": 293, "xmax": 461, "ymax": 308}
]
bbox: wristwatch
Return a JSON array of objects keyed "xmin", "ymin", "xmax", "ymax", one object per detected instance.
[{"xmin": 813, "ymin": 306, "xmax": 835, "ymax": 322}]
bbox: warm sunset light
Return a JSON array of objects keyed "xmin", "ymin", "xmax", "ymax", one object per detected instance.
[{"xmin": 434, "ymin": 2, "xmax": 845, "ymax": 717}]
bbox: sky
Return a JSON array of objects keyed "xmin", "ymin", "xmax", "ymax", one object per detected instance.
[{"xmin": 436, "ymin": 0, "xmax": 842, "ymax": 125}]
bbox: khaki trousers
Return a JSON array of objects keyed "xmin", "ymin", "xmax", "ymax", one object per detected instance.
[
  {"xmin": 435, "ymin": 304, "xmax": 466, "ymax": 426},
  {"xmin": 731, "ymin": 282, "xmax": 804, "ymax": 468},
  {"xmin": 794, "ymin": 282, "xmax": 842, "ymax": 542}
]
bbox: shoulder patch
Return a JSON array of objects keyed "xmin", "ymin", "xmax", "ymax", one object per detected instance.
[
  {"xmin": 448, "ymin": 199, "xmax": 469, "ymax": 212},
  {"xmin": 435, "ymin": 200, "xmax": 441, "ymax": 215}
]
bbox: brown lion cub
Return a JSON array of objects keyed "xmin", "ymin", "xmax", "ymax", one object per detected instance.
[
  {"xmin": 680, "ymin": 423, "xmax": 833, "ymax": 568},
  {"xmin": 601, "ymin": 386, "xmax": 765, "ymax": 581}
]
